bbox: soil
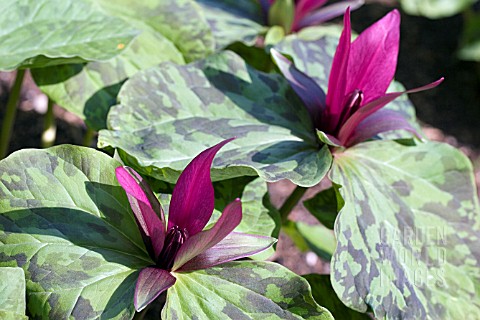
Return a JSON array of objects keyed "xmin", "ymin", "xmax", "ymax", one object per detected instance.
[{"xmin": 0, "ymin": 1, "xmax": 479, "ymax": 276}]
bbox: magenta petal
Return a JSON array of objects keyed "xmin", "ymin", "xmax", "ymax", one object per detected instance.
[
  {"xmin": 295, "ymin": 0, "xmax": 364, "ymax": 30},
  {"xmin": 171, "ymin": 199, "xmax": 242, "ymax": 271},
  {"xmin": 177, "ymin": 232, "xmax": 277, "ymax": 272},
  {"xmin": 346, "ymin": 10, "xmax": 400, "ymax": 104},
  {"xmin": 324, "ymin": 7, "xmax": 351, "ymax": 132},
  {"xmin": 345, "ymin": 109, "xmax": 421, "ymax": 147},
  {"xmin": 338, "ymin": 78, "xmax": 444, "ymax": 145},
  {"xmin": 116, "ymin": 166, "xmax": 166, "ymax": 259},
  {"xmin": 168, "ymin": 138, "xmax": 234, "ymax": 236},
  {"xmin": 134, "ymin": 267, "xmax": 176, "ymax": 312},
  {"xmin": 271, "ymin": 48, "xmax": 326, "ymax": 122}
]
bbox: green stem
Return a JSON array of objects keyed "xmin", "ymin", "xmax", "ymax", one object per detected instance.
[
  {"xmin": 0, "ymin": 69, "xmax": 26, "ymax": 159},
  {"xmin": 278, "ymin": 185, "xmax": 308, "ymax": 225},
  {"xmin": 41, "ymin": 99, "xmax": 56, "ymax": 148},
  {"xmin": 82, "ymin": 127, "xmax": 96, "ymax": 147}
]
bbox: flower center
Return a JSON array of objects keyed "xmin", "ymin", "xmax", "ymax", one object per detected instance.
[
  {"xmin": 335, "ymin": 89, "xmax": 364, "ymax": 133},
  {"xmin": 157, "ymin": 225, "xmax": 188, "ymax": 270}
]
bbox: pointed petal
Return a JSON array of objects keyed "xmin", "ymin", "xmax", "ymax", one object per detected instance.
[
  {"xmin": 295, "ymin": 0, "xmax": 364, "ymax": 30},
  {"xmin": 169, "ymin": 138, "xmax": 234, "ymax": 236},
  {"xmin": 172, "ymin": 199, "xmax": 242, "ymax": 271},
  {"xmin": 116, "ymin": 166, "xmax": 166, "ymax": 259},
  {"xmin": 324, "ymin": 7, "xmax": 351, "ymax": 132},
  {"xmin": 271, "ymin": 48, "xmax": 326, "ymax": 123},
  {"xmin": 345, "ymin": 109, "xmax": 421, "ymax": 147},
  {"xmin": 177, "ymin": 232, "xmax": 277, "ymax": 272},
  {"xmin": 134, "ymin": 267, "xmax": 176, "ymax": 312},
  {"xmin": 293, "ymin": 0, "xmax": 328, "ymax": 27},
  {"xmin": 346, "ymin": 10, "xmax": 400, "ymax": 104},
  {"xmin": 338, "ymin": 78, "xmax": 444, "ymax": 145}
]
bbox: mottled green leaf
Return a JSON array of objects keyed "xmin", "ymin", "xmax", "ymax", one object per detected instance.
[
  {"xmin": 0, "ymin": 0, "xmax": 138, "ymax": 71},
  {"xmin": 400, "ymin": 0, "xmax": 476, "ymax": 18},
  {"xmin": 0, "ymin": 267, "xmax": 27, "ymax": 318},
  {"xmin": 303, "ymin": 274, "xmax": 371, "ymax": 320},
  {"xmin": 330, "ymin": 141, "xmax": 480, "ymax": 319},
  {"xmin": 32, "ymin": 0, "xmax": 214, "ymax": 130},
  {"xmin": 164, "ymin": 261, "xmax": 334, "ymax": 319},
  {"xmin": 98, "ymin": 50, "xmax": 332, "ymax": 187},
  {"xmin": 303, "ymin": 187, "xmax": 343, "ymax": 230},
  {"xmin": 197, "ymin": 0, "xmax": 266, "ymax": 49},
  {"xmin": 0, "ymin": 146, "xmax": 151, "ymax": 319}
]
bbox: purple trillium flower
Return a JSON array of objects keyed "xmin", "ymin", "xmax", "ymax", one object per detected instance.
[
  {"xmin": 116, "ymin": 138, "xmax": 276, "ymax": 311},
  {"xmin": 259, "ymin": 0, "xmax": 363, "ymax": 33},
  {"xmin": 271, "ymin": 8, "xmax": 444, "ymax": 147}
]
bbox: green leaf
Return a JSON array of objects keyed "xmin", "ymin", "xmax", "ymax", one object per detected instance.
[
  {"xmin": 303, "ymin": 274, "xmax": 372, "ymax": 320},
  {"xmin": 269, "ymin": 0, "xmax": 295, "ymax": 33},
  {"xmin": 0, "ymin": 145, "xmax": 151, "ymax": 319},
  {"xmin": 0, "ymin": 0, "xmax": 138, "ymax": 71},
  {"xmin": 32, "ymin": 0, "xmax": 214, "ymax": 130},
  {"xmin": 164, "ymin": 261, "xmax": 334, "ymax": 319},
  {"xmin": 0, "ymin": 267, "xmax": 27, "ymax": 319},
  {"xmin": 330, "ymin": 140, "xmax": 480, "ymax": 319},
  {"xmin": 303, "ymin": 187, "xmax": 343, "ymax": 230},
  {"xmin": 400, "ymin": 0, "xmax": 476, "ymax": 18},
  {"xmin": 458, "ymin": 12, "xmax": 480, "ymax": 61},
  {"xmin": 98, "ymin": 50, "xmax": 333, "ymax": 187},
  {"xmin": 214, "ymin": 177, "xmax": 278, "ymax": 259},
  {"xmin": 296, "ymin": 222, "xmax": 336, "ymax": 261},
  {"xmin": 197, "ymin": 0, "xmax": 266, "ymax": 50}
]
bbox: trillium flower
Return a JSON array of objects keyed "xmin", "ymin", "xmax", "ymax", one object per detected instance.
[
  {"xmin": 271, "ymin": 8, "xmax": 444, "ymax": 147},
  {"xmin": 116, "ymin": 138, "xmax": 275, "ymax": 311},
  {"xmin": 259, "ymin": 0, "xmax": 363, "ymax": 33}
]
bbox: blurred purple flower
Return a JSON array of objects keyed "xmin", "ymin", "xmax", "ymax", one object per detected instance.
[
  {"xmin": 116, "ymin": 138, "xmax": 275, "ymax": 311},
  {"xmin": 260, "ymin": 0, "xmax": 363, "ymax": 32}
]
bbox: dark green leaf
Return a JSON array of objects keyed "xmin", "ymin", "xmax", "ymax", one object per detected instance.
[
  {"xmin": 303, "ymin": 274, "xmax": 372, "ymax": 320},
  {"xmin": 303, "ymin": 187, "xmax": 343, "ymax": 229}
]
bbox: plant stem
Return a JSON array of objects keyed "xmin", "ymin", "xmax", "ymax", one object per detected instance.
[
  {"xmin": 0, "ymin": 69, "xmax": 26, "ymax": 159},
  {"xmin": 82, "ymin": 127, "xmax": 96, "ymax": 147},
  {"xmin": 41, "ymin": 98, "xmax": 56, "ymax": 148},
  {"xmin": 278, "ymin": 185, "xmax": 308, "ymax": 225}
]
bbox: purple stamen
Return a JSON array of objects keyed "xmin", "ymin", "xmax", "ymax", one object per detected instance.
[{"xmin": 157, "ymin": 225, "xmax": 188, "ymax": 270}]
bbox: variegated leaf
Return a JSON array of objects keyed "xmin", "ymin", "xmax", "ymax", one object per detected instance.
[
  {"xmin": 330, "ymin": 140, "xmax": 480, "ymax": 319},
  {"xmin": 196, "ymin": 0, "xmax": 266, "ymax": 50},
  {"xmin": 0, "ymin": 146, "xmax": 150, "ymax": 319},
  {"xmin": 164, "ymin": 261, "xmax": 334, "ymax": 319},
  {"xmin": 98, "ymin": 50, "xmax": 332, "ymax": 187},
  {"xmin": 32, "ymin": 0, "xmax": 214, "ymax": 130},
  {"xmin": 0, "ymin": 267, "xmax": 27, "ymax": 319},
  {"xmin": 0, "ymin": 0, "xmax": 137, "ymax": 71}
]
